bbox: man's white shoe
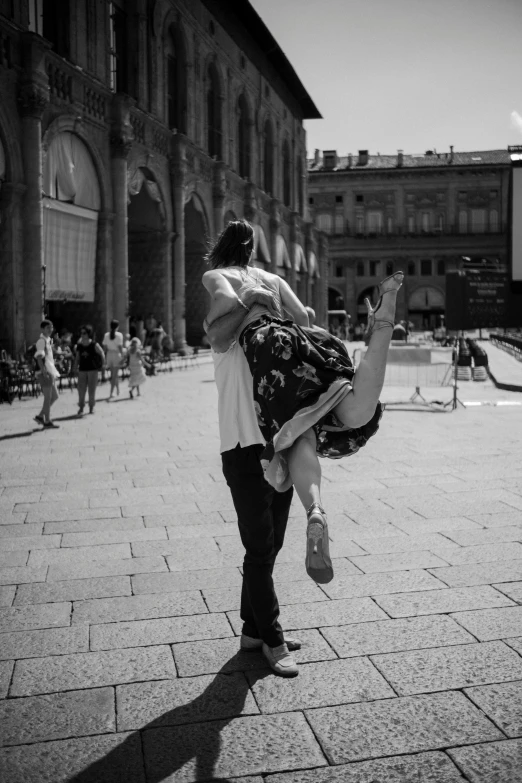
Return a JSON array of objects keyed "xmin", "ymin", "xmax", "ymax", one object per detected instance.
[
  {"xmin": 241, "ymin": 633, "xmax": 301, "ymax": 652},
  {"xmin": 262, "ymin": 642, "xmax": 298, "ymax": 677}
]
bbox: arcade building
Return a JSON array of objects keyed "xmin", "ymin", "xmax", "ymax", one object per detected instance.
[
  {"xmin": 0, "ymin": 0, "xmax": 327, "ymax": 355},
  {"xmin": 308, "ymin": 147, "xmax": 513, "ymax": 331}
]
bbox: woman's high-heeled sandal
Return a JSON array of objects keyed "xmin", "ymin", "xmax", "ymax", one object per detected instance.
[
  {"xmin": 306, "ymin": 503, "xmax": 334, "ymax": 584},
  {"xmin": 364, "ymin": 271, "xmax": 404, "ymax": 337}
]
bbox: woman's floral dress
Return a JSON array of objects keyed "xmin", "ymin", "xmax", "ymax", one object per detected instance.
[{"xmin": 238, "ymin": 281, "xmax": 383, "ymax": 492}]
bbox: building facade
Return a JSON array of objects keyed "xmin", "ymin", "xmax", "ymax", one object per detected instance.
[
  {"xmin": 308, "ymin": 148, "xmax": 512, "ymax": 331},
  {"xmin": 0, "ymin": 0, "xmax": 327, "ymax": 355}
]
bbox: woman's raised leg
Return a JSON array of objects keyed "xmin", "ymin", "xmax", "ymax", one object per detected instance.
[{"xmin": 333, "ymin": 272, "xmax": 403, "ymax": 429}]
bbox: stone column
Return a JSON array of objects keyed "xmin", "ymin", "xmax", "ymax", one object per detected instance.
[
  {"xmin": 170, "ymin": 135, "xmax": 187, "ymax": 351},
  {"xmin": 289, "ymin": 211, "xmax": 298, "ymax": 293},
  {"xmin": 161, "ymin": 230, "xmax": 174, "ymax": 337},
  {"xmin": 18, "ymin": 33, "xmax": 50, "ymax": 344},
  {"xmin": 269, "ymin": 197, "xmax": 281, "ymax": 275},
  {"xmin": 212, "ymin": 161, "xmax": 227, "ymax": 238},
  {"xmin": 0, "ymin": 183, "xmax": 26, "ymax": 354},
  {"xmin": 109, "ymin": 94, "xmax": 134, "ymax": 333},
  {"xmin": 94, "ymin": 211, "xmax": 113, "ymax": 343}
]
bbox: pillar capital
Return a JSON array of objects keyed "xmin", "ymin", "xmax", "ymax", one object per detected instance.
[
  {"xmin": 110, "ymin": 93, "xmax": 134, "ymax": 159},
  {"xmin": 18, "ymin": 82, "xmax": 49, "ymax": 119},
  {"xmin": 269, "ymin": 197, "xmax": 281, "ymax": 231},
  {"xmin": 212, "ymin": 160, "xmax": 227, "ymax": 204},
  {"xmin": 244, "ymin": 180, "xmax": 257, "ymax": 221}
]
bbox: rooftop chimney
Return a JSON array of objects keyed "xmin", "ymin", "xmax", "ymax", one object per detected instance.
[
  {"xmin": 314, "ymin": 148, "xmax": 320, "ymax": 166},
  {"xmin": 449, "ymin": 145, "xmax": 454, "ymax": 163},
  {"xmin": 323, "ymin": 150, "xmax": 337, "ymax": 170},
  {"xmin": 397, "ymin": 149, "xmax": 403, "ymax": 167},
  {"xmin": 347, "ymin": 153, "xmax": 352, "ymax": 168},
  {"xmin": 358, "ymin": 150, "xmax": 369, "ymax": 166}
]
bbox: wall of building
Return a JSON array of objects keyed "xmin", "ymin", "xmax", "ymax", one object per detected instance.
[
  {"xmin": 0, "ymin": 0, "xmax": 326, "ymax": 355},
  {"xmin": 309, "ymin": 151, "xmax": 510, "ymax": 330}
]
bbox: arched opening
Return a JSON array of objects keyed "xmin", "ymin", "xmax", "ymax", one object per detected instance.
[
  {"xmin": 237, "ymin": 94, "xmax": 250, "ymax": 178},
  {"xmin": 127, "ymin": 167, "xmax": 167, "ymax": 333},
  {"xmin": 206, "ymin": 63, "xmax": 222, "ymax": 159},
  {"xmin": 166, "ymin": 25, "xmax": 187, "ymax": 133},
  {"xmin": 408, "ymin": 285, "xmax": 445, "ymax": 330},
  {"xmin": 185, "ymin": 196, "xmax": 208, "ymax": 345},
  {"xmin": 357, "ymin": 286, "xmax": 376, "ymax": 326},
  {"xmin": 282, "ymin": 139, "xmax": 291, "ymax": 206},
  {"xmin": 263, "ymin": 119, "xmax": 274, "ymax": 194},
  {"xmin": 328, "ymin": 286, "xmax": 347, "ymax": 336},
  {"xmin": 42, "ymin": 132, "xmax": 101, "ymax": 336}
]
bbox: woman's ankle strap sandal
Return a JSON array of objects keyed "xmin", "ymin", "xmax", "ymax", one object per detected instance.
[
  {"xmin": 306, "ymin": 503, "xmax": 333, "ymax": 584},
  {"xmin": 364, "ymin": 272, "xmax": 404, "ymax": 337}
]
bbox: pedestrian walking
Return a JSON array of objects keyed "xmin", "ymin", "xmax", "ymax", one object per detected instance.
[
  {"xmin": 73, "ymin": 325, "xmax": 105, "ymax": 415},
  {"xmin": 203, "ymin": 220, "xmax": 402, "ymax": 586},
  {"xmin": 33, "ymin": 319, "xmax": 61, "ymax": 429},
  {"xmin": 103, "ymin": 319, "xmax": 123, "ymax": 399},
  {"xmin": 204, "ymin": 281, "xmax": 301, "ymax": 678},
  {"xmin": 127, "ymin": 338, "xmax": 147, "ymax": 398}
]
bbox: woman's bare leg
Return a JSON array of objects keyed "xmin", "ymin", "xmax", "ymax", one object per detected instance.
[
  {"xmin": 287, "ymin": 428, "xmax": 322, "ymax": 511},
  {"xmin": 333, "ymin": 279, "xmax": 401, "ymax": 429}
]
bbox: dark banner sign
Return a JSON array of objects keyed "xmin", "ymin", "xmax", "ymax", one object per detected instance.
[{"xmin": 446, "ymin": 270, "xmax": 510, "ymax": 330}]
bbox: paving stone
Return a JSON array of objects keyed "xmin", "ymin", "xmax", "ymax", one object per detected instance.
[
  {"xmin": 0, "ymin": 624, "xmax": 88, "ymax": 660},
  {"xmin": 0, "ymin": 585, "xmax": 15, "ymax": 606},
  {"xmin": 25, "ymin": 507, "xmax": 125, "ymax": 524},
  {"xmin": 131, "ymin": 538, "xmax": 223, "ymax": 561},
  {"xmin": 351, "ymin": 533, "xmax": 459, "ymax": 556},
  {"xmin": 450, "ymin": 605, "xmax": 522, "ymax": 640},
  {"xmin": 10, "ymin": 645, "xmax": 176, "ymax": 696},
  {"xmin": 264, "ymin": 751, "xmax": 466, "ymax": 782},
  {"xmin": 248, "ymin": 657, "xmax": 394, "ymax": 713},
  {"xmin": 202, "ymin": 580, "xmax": 328, "ymax": 612},
  {"xmin": 348, "ymin": 550, "xmax": 450, "ymax": 573},
  {"xmin": 320, "ymin": 569, "xmax": 446, "ymax": 600},
  {"xmin": 0, "ymin": 660, "xmax": 13, "ymax": 698},
  {"xmin": 143, "ymin": 511, "xmax": 225, "ymax": 527},
  {"xmin": 493, "ymin": 581, "xmax": 522, "ymax": 602},
  {"xmin": 465, "ymin": 681, "xmax": 522, "ymax": 737},
  {"xmin": 272, "ymin": 558, "xmax": 363, "ymax": 583},
  {"xmin": 437, "ymin": 542, "xmax": 522, "ymax": 566},
  {"xmin": 47, "ymin": 555, "xmax": 167, "ymax": 581},
  {"xmin": 132, "ymin": 567, "xmax": 242, "ymax": 594},
  {"xmin": 374, "ymin": 585, "xmax": 514, "ymax": 618},
  {"xmin": 228, "ymin": 597, "xmax": 386, "ymax": 635},
  {"xmin": 506, "ymin": 636, "xmax": 522, "ymax": 654},
  {"xmin": 60, "ymin": 528, "xmax": 167, "ymax": 547},
  {"xmin": 117, "ymin": 672, "xmax": 258, "ymax": 731},
  {"xmin": 0, "ymin": 523, "xmax": 44, "ymax": 538},
  {"xmin": 322, "ymin": 614, "xmax": 475, "ymax": 658},
  {"xmin": 28, "ymin": 542, "xmax": 132, "ymax": 566},
  {"xmin": 90, "ymin": 612, "xmax": 233, "ymax": 651},
  {"xmin": 0, "ymin": 534, "xmax": 61, "ymax": 551},
  {"xmin": 44, "ymin": 517, "xmax": 145, "ymax": 534},
  {"xmin": 428, "ymin": 560, "xmax": 522, "ymax": 587},
  {"xmin": 448, "ymin": 739, "xmax": 522, "ymax": 783},
  {"xmin": 0, "ymin": 731, "xmax": 145, "ymax": 783},
  {"xmin": 394, "ymin": 517, "xmax": 482, "ymax": 534},
  {"xmin": 0, "ymin": 686, "xmax": 115, "ymax": 746},
  {"xmin": 467, "ymin": 511, "xmax": 522, "ymax": 528},
  {"xmin": 372, "ymin": 640, "xmax": 522, "ymax": 695},
  {"xmin": 72, "ymin": 590, "xmax": 207, "ymax": 625},
  {"xmin": 444, "ymin": 526, "xmax": 522, "ymax": 546},
  {"xmin": 0, "ymin": 551, "xmax": 28, "ymax": 567},
  {"xmin": 14, "ymin": 575, "xmax": 132, "ymax": 604},
  {"xmin": 142, "ymin": 713, "xmax": 327, "ymax": 781},
  {"xmin": 173, "ymin": 629, "xmax": 337, "ymax": 677},
  {"xmin": 0, "ymin": 601, "xmax": 71, "ymax": 632},
  {"xmin": 305, "ymin": 691, "xmax": 503, "ymax": 764}
]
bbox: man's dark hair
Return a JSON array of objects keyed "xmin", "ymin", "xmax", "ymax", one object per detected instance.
[
  {"xmin": 205, "ymin": 220, "xmax": 254, "ymax": 269},
  {"xmin": 80, "ymin": 324, "xmax": 93, "ymax": 338},
  {"xmin": 40, "ymin": 319, "xmax": 53, "ymax": 329}
]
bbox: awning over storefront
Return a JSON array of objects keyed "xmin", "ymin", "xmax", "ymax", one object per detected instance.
[
  {"xmin": 252, "ymin": 224, "xmax": 271, "ymax": 265},
  {"xmin": 128, "ymin": 166, "xmax": 165, "ymax": 219},
  {"xmin": 43, "ymin": 132, "xmax": 100, "ymax": 209},
  {"xmin": 43, "ymin": 198, "xmax": 98, "ymax": 302},
  {"xmin": 275, "ymin": 235, "xmax": 291, "ymax": 268},
  {"xmin": 308, "ymin": 251, "xmax": 320, "ymax": 278},
  {"xmin": 294, "ymin": 243, "xmax": 307, "ymax": 272}
]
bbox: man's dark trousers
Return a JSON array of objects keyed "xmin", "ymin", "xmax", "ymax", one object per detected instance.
[{"xmin": 221, "ymin": 443, "xmax": 293, "ymax": 648}]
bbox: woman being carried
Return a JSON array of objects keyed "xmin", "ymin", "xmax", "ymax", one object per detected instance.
[{"xmin": 203, "ymin": 220, "xmax": 403, "ymax": 584}]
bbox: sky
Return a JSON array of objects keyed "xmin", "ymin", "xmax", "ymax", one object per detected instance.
[{"xmin": 249, "ymin": 0, "xmax": 522, "ymax": 158}]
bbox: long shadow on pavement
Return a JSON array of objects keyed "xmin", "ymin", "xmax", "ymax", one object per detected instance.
[{"xmin": 66, "ymin": 656, "xmax": 270, "ymax": 783}]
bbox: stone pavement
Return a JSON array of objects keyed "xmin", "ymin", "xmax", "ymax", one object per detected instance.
[{"xmin": 0, "ymin": 364, "xmax": 522, "ymax": 782}]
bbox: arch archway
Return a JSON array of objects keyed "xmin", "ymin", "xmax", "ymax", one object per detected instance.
[
  {"xmin": 206, "ymin": 62, "xmax": 222, "ymax": 159},
  {"xmin": 408, "ymin": 285, "xmax": 445, "ymax": 330},
  {"xmin": 237, "ymin": 93, "xmax": 251, "ymax": 178},
  {"xmin": 127, "ymin": 166, "xmax": 168, "ymax": 331},
  {"xmin": 185, "ymin": 195, "xmax": 209, "ymax": 345},
  {"xmin": 166, "ymin": 23, "xmax": 188, "ymax": 132}
]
